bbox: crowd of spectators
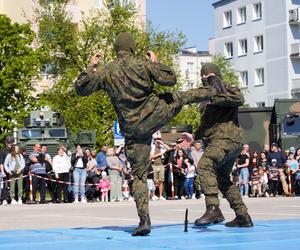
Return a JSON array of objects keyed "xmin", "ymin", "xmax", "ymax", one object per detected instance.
[{"xmin": 0, "ymin": 133, "xmax": 299, "ymax": 205}]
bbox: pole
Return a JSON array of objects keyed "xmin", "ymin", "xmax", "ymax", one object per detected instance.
[
  {"xmin": 170, "ymin": 164, "xmax": 175, "ymax": 200},
  {"xmin": 184, "ymin": 208, "xmax": 188, "ymax": 232},
  {"xmin": 288, "ymin": 167, "xmax": 292, "ymax": 194}
]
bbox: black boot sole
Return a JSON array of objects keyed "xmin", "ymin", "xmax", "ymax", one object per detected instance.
[
  {"xmin": 132, "ymin": 228, "xmax": 151, "ymax": 236},
  {"xmin": 225, "ymin": 223, "xmax": 253, "ymax": 228},
  {"xmin": 194, "ymin": 217, "xmax": 225, "ymax": 227}
]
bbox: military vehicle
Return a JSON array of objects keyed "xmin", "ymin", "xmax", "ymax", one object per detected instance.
[
  {"xmin": 239, "ymin": 99, "xmax": 300, "ymax": 152},
  {"xmin": 18, "ymin": 110, "xmax": 96, "ymax": 156}
]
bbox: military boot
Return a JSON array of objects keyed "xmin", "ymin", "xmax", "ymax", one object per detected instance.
[
  {"xmin": 132, "ymin": 215, "xmax": 151, "ymax": 236},
  {"xmin": 225, "ymin": 214, "xmax": 253, "ymax": 227},
  {"xmin": 194, "ymin": 206, "xmax": 225, "ymax": 226}
]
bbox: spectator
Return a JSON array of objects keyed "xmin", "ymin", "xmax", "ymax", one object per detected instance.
[
  {"xmin": 96, "ymin": 145, "xmax": 108, "ymax": 170},
  {"xmin": 85, "ymin": 149, "xmax": 99, "ymax": 201},
  {"xmin": 295, "ymin": 147, "xmax": 300, "ymax": 163},
  {"xmin": 267, "ymin": 159, "xmax": 279, "ymax": 197},
  {"xmin": 147, "ymin": 163, "xmax": 156, "ymax": 200},
  {"xmin": 71, "ymin": 144, "xmax": 88, "ymax": 203},
  {"xmin": 98, "ymin": 171, "xmax": 110, "ymax": 202},
  {"xmin": 267, "ymin": 143, "xmax": 290, "ymax": 196},
  {"xmin": 176, "ymin": 132, "xmax": 194, "ymax": 156},
  {"xmin": 173, "ymin": 148, "xmax": 187, "ymax": 200},
  {"xmin": 286, "ymin": 151, "xmax": 299, "ymax": 195},
  {"xmin": 184, "ymin": 157, "xmax": 195, "ymax": 199},
  {"xmin": 237, "ymin": 148, "xmax": 250, "ymax": 198},
  {"xmin": 29, "ymin": 144, "xmax": 47, "ymax": 203},
  {"xmin": 243, "ymin": 144, "xmax": 251, "ymax": 158},
  {"xmin": 4, "ymin": 145, "xmax": 25, "ymax": 204},
  {"xmin": 41, "ymin": 145, "xmax": 54, "ymax": 202},
  {"xmin": 249, "ymin": 167, "xmax": 262, "ymax": 197},
  {"xmin": 163, "ymin": 142, "xmax": 177, "ymax": 199},
  {"xmin": 190, "ymin": 141, "xmax": 204, "ymax": 199},
  {"xmin": 251, "ymin": 151, "xmax": 259, "ymax": 169},
  {"xmin": 263, "ymin": 144, "xmax": 270, "ymax": 156},
  {"xmin": 106, "ymin": 148, "xmax": 122, "ymax": 202},
  {"xmin": 0, "ymin": 136, "xmax": 14, "ymax": 205},
  {"xmin": 257, "ymin": 151, "xmax": 268, "ymax": 170},
  {"xmin": 52, "ymin": 146, "xmax": 71, "ymax": 203},
  {"xmin": 259, "ymin": 167, "xmax": 269, "ymax": 197},
  {"xmin": 150, "ymin": 137, "xmax": 169, "ymax": 200}
]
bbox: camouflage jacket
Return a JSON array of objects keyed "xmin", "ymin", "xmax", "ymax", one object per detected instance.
[
  {"xmin": 196, "ymin": 84, "xmax": 244, "ymax": 143},
  {"xmin": 75, "ymin": 51, "xmax": 177, "ymax": 138}
]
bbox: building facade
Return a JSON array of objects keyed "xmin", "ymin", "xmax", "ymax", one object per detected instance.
[
  {"xmin": 174, "ymin": 47, "xmax": 212, "ymax": 91},
  {"xmin": 209, "ymin": 0, "xmax": 300, "ymax": 107}
]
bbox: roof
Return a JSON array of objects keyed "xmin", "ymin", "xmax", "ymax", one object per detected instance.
[
  {"xmin": 212, "ymin": 0, "xmax": 235, "ymax": 8},
  {"xmin": 180, "ymin": 48, "xmax": 210, "ymax": 57}
]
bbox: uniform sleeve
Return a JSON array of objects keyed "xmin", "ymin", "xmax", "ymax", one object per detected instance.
[
  {"xmin": 74, "ymin": 65, "xmax": 105, "ymax": 96},
  {"xmin": 145, "ymin": 61, "xmax": 177, "ymax": 86},
  {"xmin": 211, "ymin": 85, "xmax": 244, "ymax": 107}
]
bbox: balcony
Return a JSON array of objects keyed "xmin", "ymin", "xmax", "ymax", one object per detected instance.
[
  {"xmin": 290, "ymin": 43, "xmax": 300, "ymax": 58},
  {"xmin": 289, "ymin": 8, "xmax": 300, "ymax": 24}
]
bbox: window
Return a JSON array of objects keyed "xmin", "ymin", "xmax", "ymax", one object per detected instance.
[
  {"xmin": 187, "ymin": 62, "xmax": 194, "ymax": 73},
  {"xmin": 238, "ymin": 39, "xmax": 248, "ymax": 56},
  {"xmin": 239, "ymin": 71, "xmax": 248, "ymax": 87},
  {"xmin": 253, "ymin": 3, "xmax": 262, "ymax": 20},
  {"xmin": 223, "ymin": 10, "xmax": 232, "ymax": 28},
  {"xmin": 237, "ymin": 6, "xmax": 246, "ymax": 24},
  {"xmin": 255, "ymin": 68, "xmax": 264, "ymax": 85},
  {"xmin": 254, "ymin": 35, "xmax": 264, "ymax": 53},
  {"xmin": 224, "ymin": 42, "xmax": 233, "ymax": 58},
  {"xmin": 95, "ymin": 0, "xmax": 103, "ymax": 9}
]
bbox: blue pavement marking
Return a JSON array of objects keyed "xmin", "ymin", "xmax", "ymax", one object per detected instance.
[{"xmin": 0, "ymin": 220, "xmax": 300, "ymax": 250}]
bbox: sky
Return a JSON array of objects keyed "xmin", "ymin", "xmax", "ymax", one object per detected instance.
[{"xmin": 146, "ymin": 0, "xmax": 215, "ymax": 51}]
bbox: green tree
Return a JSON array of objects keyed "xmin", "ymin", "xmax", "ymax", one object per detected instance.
[
  {"xmin": 35, "ymin": 0, "xmax": 185, "ymax": 146},
  {"xmin": 0, "ymin": 14, "xmax": 40, "ymax": 146}
]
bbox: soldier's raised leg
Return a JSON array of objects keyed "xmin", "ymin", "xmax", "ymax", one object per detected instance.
[{"xmin": 125, "ymin": 137, "xmax": 152, "ymax": 236}]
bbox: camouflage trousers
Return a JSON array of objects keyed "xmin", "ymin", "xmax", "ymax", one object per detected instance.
[
  {"xmin": 196, "ymin": 138, "xmax": 249, "ymax": 216},
  {"xmin": 124, "ymin": 88, "xmax": 214, "ymax": 217},
  {"xmin": 125, "ymin": 137, "xmax": 152, "ymax": 217}
]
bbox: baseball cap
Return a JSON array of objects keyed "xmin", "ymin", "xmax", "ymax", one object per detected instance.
[
  {"xmin": 271, "ymin": 159, "xmax": 277, "ymax": 163},
  {"xmin": 271, "ymin": 142, "xmax": 278, "ymax": 147},
  {"xmin": 5, "ymin": 136, "xmax": 14, "ymax": 144}
]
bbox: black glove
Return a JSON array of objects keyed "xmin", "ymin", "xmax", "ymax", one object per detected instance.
[
  {"xmin": 158, "ymin": 92, "xmax": 174, "ymax": 104},
  {"xmin": 207, "ymin": 75, "xmax": 227, "ymax": 94}
]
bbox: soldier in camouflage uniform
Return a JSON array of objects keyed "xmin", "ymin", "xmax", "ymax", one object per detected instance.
[
  {"xmin": 194, "ymin": 63, "xmax": 253, "ymax": 227},
  {"xmin": 75, "ymin": 32, "xmax": 221, "ymax": 236}
]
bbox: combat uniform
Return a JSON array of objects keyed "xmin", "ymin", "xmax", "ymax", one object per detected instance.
[
  {"xmin": 194, "ymin": 63, "xmax": 253, "ymax": 227},
  {"xmin": 75, "ymin": 32, "xmax": 218, "ymax": 235}
]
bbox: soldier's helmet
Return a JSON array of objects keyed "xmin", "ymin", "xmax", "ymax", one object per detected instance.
[
  {"xmin": 114, "ymin": 32, "xmax": 136, "ymax": 55},
  {"xmin": 201, "ymin": 63, "xmax": 221, "ymax": 77}
]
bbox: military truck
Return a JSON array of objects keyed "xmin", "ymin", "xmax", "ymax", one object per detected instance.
[
  {"xmin": 18, "ymin": 110, "xmax": 96, "ymax": 156},
  {"xmin": 239, "ymin": 99, "xmax": 300, "ymax": 152}
]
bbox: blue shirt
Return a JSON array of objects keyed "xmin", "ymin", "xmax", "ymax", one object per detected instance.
[
  {"xmin": 96, "ymin": 151, "xmax": 107, "ymax": 169},
  {"xmin": 267, "ymin": 151, "xmax": 286, "ymax": 168}
]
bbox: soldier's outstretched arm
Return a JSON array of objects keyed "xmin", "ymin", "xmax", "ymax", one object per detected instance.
[
  {"xmin": 145, "ymin": 60, "xmax": 177, "ymax": 86},
  {"xmin": 211, "ymin": 86, "xmax": 244, "ymax": 107},
  {"xmin": 74, "ymin": 64, "xmax": 105, "ymax": 96}
]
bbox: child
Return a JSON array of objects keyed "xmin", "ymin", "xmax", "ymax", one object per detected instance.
[
  {"xmin": 147, "ymin": 164, "xmax": 157, "ymax": 200},
  {"xmin": 98, "ymin": 171, "xmax": 110, "ymax": 202},
  {"xmin": 250, "ymin": 167, "xmax": 262, "ymax": 197},
  {"xmin": 259, "ymin": 167, "xmax": 269, "ymax": 197},
  {"xmin": 267, "ymin": 159, "xmax": 279, "ymax": 197},
  {"xmin": 122, "ymin": 180, "xmax": 130, "ymax": 200},
  {"xmin": 184, "ymin": 158, "xmax": 195, "ymax": 199}
]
